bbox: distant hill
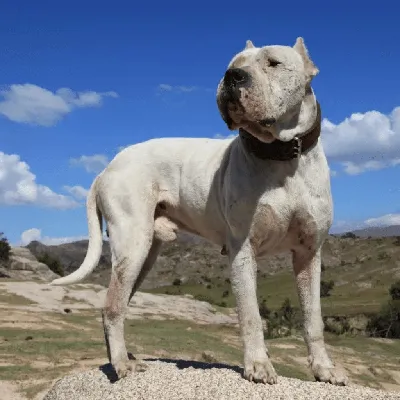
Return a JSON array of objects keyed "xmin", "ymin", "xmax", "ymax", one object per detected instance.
[
  {"xmin": 350, "ymin": 225, "xmax": 400, "ymax": 238},
  {"xmin": 25, "ymin": 232, "xmax": 292, "ymax": 289},
  {"xmin": 23, "ymin": 231, "xmax": 400, "ymax": 297}
]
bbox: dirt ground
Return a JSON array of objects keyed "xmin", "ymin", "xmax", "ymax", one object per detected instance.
[{"xmin": 1, "ymin": 279, "xmax": 400, "ymax": 399}]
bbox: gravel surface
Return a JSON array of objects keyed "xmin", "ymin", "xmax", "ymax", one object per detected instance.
[{"xmin": 43, "ymin": 360, "xmax": 400, "ymax": 400}]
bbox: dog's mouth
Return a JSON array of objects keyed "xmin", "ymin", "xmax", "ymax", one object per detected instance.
[
  {"xmin": 241, "ymin": 121, "xmax": 276, "ymax": 143},
  {"xmin": 258, "ymin": 118, "xmax": 276, "ymax": 127},
  {"xmin": 217, "ymin": 86, "xmax": 278, "ymax": 143},
  {"xmin": 224, "ymin": 101, "xmax": 277, "ymax": 142}
]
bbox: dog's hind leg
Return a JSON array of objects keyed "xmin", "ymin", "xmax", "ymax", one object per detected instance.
[
  {"xmin": 102, "ymin": 201, "xmax": 157, "ymax": 380},
  {"xmin": 129, "ymin": 236, "xmax": 162, "ymax": 298},
  {"xmin": 292, "ymin": 247, "xmax": 348, "ymax": 386}
]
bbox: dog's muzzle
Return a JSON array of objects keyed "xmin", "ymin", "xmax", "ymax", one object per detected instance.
[{"xmin": 217, "ymin": 68, "xmax": 252, "ymax": 129}]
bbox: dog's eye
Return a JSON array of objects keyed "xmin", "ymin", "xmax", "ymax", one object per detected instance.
[{"xmin": 269, "ymin": 59, "xmax": 281, "ymax": 67}]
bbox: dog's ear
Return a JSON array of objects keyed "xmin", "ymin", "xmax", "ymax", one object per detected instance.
[
  {"xmin": 293, "ymin": 37, "xmax": 319, "ymax": 80},
  {"xmin": 245, "ymin": 40, "xmax": 255, "ymax": 49}
]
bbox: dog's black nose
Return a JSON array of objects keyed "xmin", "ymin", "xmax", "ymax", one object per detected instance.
[{"xmin": 224, "ymin": 68, "xmax": 250, "ymax": 87}]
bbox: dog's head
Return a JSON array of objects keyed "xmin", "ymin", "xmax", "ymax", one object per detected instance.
[{"xmin": 216, "ymin": 37, "xmax": 319, "ymax": 143}]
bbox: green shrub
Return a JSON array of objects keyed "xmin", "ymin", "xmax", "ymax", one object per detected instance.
[
  {"xmin": 324, "ymin": 316, "xmax": 351, "ymax": 335},
  {"xmin": 389, "ymin": 280, "xmax": 400, "ymax": 301},
  {"xmin": 342, "ymin": 232, "xmax": 357, "ymax": 239},
  {"xmin": 263, "ymin": 298, "xmax": 302, "ymax": 339},
  {"xmin": 172, "ymin": 278, "xmax": 181, "ymax": 286},
  {"xmin": 367, "ymin": 300, "xmax": 400, "ymax": 339},
  {"xmin": 193, "ymin": 294, "xmax": 213, "ymax": 303},
  {"xmin": 377, "ymin": 251, "xmax": 390, "ymax": 261},
  {"xmin": 259, "ymin": 299, "xmax": 271, "ymax": 319},
  {"xmin": 37, "ymin": 252, "xmax": 64, "ymax": 276},
  {"xmin": 0, "ymin": 233, "xmax": 11, "ymax": 262},
  {"xmin": 320, "ymin": 280, "xmax": 335, "ymax": 297}
]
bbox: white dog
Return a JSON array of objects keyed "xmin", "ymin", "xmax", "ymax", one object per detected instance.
[{"xmin": 51, "ymin": 37, "xmax": 348, "ymax": 386}]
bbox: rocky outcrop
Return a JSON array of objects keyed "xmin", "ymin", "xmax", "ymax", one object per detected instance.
[
  {"xmin": 0, "ymin": 247, "xmax": 60, "ymax": 281},
  {"xmin": 0, "ymin": 281, "xmax": 237, "ymax": 325}
]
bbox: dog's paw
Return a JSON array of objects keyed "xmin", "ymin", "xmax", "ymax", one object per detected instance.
[
  {"xmin": 312, "ymin": 363, "xmax": 348, "ymax": 386},
  {"xmin": 115, "ymin": 359, "xmax": 148, "ymax": 379},
  {"xmin": 244, "ymin": 359, "xmax": 278, "ymax": 384}
]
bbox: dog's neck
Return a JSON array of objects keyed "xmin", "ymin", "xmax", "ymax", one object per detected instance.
[{"xmin": 239, "ymin": 95, "xmax": 321, "ymax": 161}]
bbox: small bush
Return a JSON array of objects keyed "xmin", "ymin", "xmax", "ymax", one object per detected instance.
[
  {"xmin": 342, "ymin": 232, "xmax": 357, "ymax": 239},
  {"xmin": 367, "ymin": 300, "xmax": 400, "ymax": 339},
  {"xmin": 0, "ymin": 232, "xmax": 11, "ymax": 262},
  {"xmin": 377, "ymin": 251, "xmax": 390, "ymax": 261},
  {"xmin": 263, "ymin": 298, "xmax": 302, "ymax": 339},
  {"xmin": 389, "ymin": 281, "xmax": 400, "ymax": 301},
  {"xmin": 37, "ymin": 252, "xmax": 64, "ymax": 276},
  {"xmin": 222, "ymin": 290, "xmax": 229, "ymax": 298},
  {"xmin": 172, "ymin": 278, "xmax": 181, "ymax": 286},
  {"xmin": 259, "ymin": 299, "xmax": 271, "ymax": 319},
  {"xmin": 324, "ymin": 316, "xmax": 351, "ymax": 335},
  {"xmin": 393, "ymin": 236, "xmax": 400, "ymax": 246},
  {"xmin": 320, "ymin": 280, "xmax": 335, "ymax": 297},
  {"xmin": 193, "ymin": 294, "xmax": 213, "ymax": 303}
]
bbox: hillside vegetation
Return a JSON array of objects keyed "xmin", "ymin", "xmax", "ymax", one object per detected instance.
[
  {"xmin": 1, "ymin": 231, "xmax": 400, "ymax": 396},
  {"xmin": 25, "ymin": 233, "xmax": 400, "ymax": 317}
]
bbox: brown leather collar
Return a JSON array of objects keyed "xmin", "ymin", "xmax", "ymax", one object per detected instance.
[{"xmin": 239, "ymin": 102, "xmax": 321, "ymax": 161}]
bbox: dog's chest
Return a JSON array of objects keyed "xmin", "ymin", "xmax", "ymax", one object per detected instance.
[{"xmin": 248, "ymin": 201, "xmax": 321, "ymax": 256}]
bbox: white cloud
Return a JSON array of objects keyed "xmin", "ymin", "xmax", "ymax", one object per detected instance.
[
  {"xmin": 157, "ymin": 84, "xmax": 198, "ymax": 93},
  {"xmin": 158, "ymin": 84, "xmax": 173, "ymax": 91},
  {"xmin": 364, "ymin": 213, "xmax": 400, "ymax": 227},
  {"xmin": 331, "ymin": 213, "xmax": 400, "ymax": 234},
  {"xmin": 70, "ymin": 154, "xmax": 109, "ymax": 174},
  {"xmin": 214, "ymin": 106, "xmax": 400, "ymax": 175},
  {"xmin": 20, "ymin": 228, "xmax": 108, "ymax": 246},
  {"xmin": 214, "ymin": 132, "xmax": 237, "ymax": 139},
  {"xmin": 21, "ymin": 228, "xmax": 41, "ymax": 245},
  {"xmin": 63, "ymin": 185, "xmax": 89, "ymax": 200},
  {"xmin": 322, "ymin": 106, "xmax": 400, "ymax": 175},
  {"xmin": 0, "ymin": 151, "xmax": 78, "ymax": 209},
  {"xmin": 20, "ymin": 228, "xmax": 87, "ymax": 246},
  {"xmin": 330, "ymin": 219, "xmax": 363, "ymax": 233},
  {"xmin": 0, "ymin": 84, "xmax": 118, "ymax": 127}
]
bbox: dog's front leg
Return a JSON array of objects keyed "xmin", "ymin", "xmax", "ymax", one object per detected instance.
[
  {"xmin": 292, "ymin": 247, "xmax": 348, "ymax": 386},
  {"xmin": 228, "ymin": 238, "xmax": 278, "ymax": 384}
]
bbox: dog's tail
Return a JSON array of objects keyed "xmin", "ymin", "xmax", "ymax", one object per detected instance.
[{"xmin": 50, "ymin": 176, "xmax": 103, "ymax": 286}]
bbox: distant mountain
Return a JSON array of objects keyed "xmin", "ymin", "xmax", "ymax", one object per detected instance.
[{"xmin": 350, "ymin": 225, "xmax": 400, "ymax": 238}]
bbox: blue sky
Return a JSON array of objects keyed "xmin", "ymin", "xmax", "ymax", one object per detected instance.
[{"xmin": 1, "ymin": 0, "xmax": 399, "ymax": 245}]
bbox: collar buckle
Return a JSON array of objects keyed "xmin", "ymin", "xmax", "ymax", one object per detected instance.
[{"xmin": 293, "ymin": 136, "xmax": 302, "ymax": 159}]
